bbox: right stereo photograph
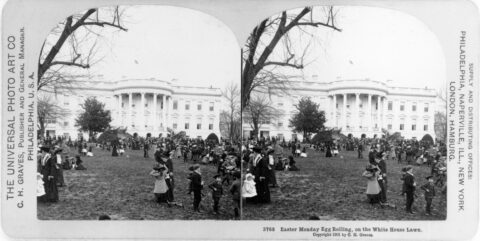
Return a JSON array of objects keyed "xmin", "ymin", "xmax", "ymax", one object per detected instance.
[{"xmin": 240, "ymin": 5, "xmax": 447, "ymax": 220}]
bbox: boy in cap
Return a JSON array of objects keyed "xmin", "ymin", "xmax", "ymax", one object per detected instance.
[
  {"xmin": 190, "ymin": 164, "xmax": 204, "ymax": 212},
  {"xmin": 229, "ymin": 171, "xmax": 241, "ymax": 218},
  {"xmin": 403, "ymin": 166, "xmax": 416, "ymax": 214},
  {"xmin": 208, "ymin": 174, "xmax": 223, "ymax": 214},
  {"xmin": 421, "ymin": 175, "xmax": 436, "ymax": 215}
]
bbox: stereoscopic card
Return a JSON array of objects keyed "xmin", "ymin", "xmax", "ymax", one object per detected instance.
[{"xmin": 1, "ymin": 0, "xmax": 478, "ymax": 240}]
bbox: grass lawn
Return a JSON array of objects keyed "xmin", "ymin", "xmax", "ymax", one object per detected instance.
[
  {"xmin": 242, "ymin": 147, "xmax": 447, "ymax": 220},
  {"xmin": 38, "ymin": 148, "xmax": 238, "ymax": 220}
]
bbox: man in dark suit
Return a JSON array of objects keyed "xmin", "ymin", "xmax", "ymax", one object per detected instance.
[
  {"xmin": 377, "ymin": 153, "xmax": 388, "ymax": 204},
  {"xmin": 403, "ymin": 166, "xmax": 416, "ymax": 214},
  {"xmin": 191, "ymin": 164, "xmax": 204, "ymax": 212}
]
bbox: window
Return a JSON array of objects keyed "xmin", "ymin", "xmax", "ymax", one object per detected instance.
[
  {"xmin": 64, "ymin": 101, "xmax": 69, "ymax": 106},
  {"xmin": 145, "ymin": 103, "xmax": 148, "ymax": 107},
  {"xmin": 412, "ymin": 103, "xmax": 417, "ymax": 112},
  {"xmin": 197, "ymin": 123, "xmax": 201, "ymax": 130},
  {"xmin": 209, "ymin": 102, "xmax": 214, "ymax": 111},
  {"xmin": 209, "ymin": 124, "xmax": 213, "ymax": 130},
  {"xmin": 278, "ymin": 122, "xmax": 283, "ymax": 127},
  {"xmin": 375, "ymin": 102, "xmax": 378, "ymax": 110},
  {"xmin": 399, "ymin": 124, "xmax": 404, "ymax": 130},
  {"xmin": 346, "ymin": 104, "xmax": 350, "ymax": 109},
  {"xmin": 424, "ymin": 124, "xmax": 428, "ymax": 131},
  {"xmin": 359, "ymin": 104, "xmax": 363, "ymax": 108},
  {"xmin": 388, "ymin": 101, "xmax": 393, "ymax": 110},
  {"xmin": 278, "ymin": 102, "xmax": 284, "ymax": 107},
  {"xmin": 424, "ymin": 103, "xmax": 429, "ymax": 112},
  {"xmin": 197, "ymin": 103, "xmax": 202, "ymax": 111},
  {"xmin": 185, "ymin": 123, "xmax": 190, "ymax": 129},
  {"xmin": 400, "ymin": 102, "xmax": 405, "ymax": 111},
  {"xmin": 387, "ymin": 124, "xmax": 392, "ymax": 130},
  {"xmin": 64, "ymin": 121, "xmax": 68, "ymax": 127},
  {"xmin": 173, "ymin": 100, "xmax": 178, "ymax": 110},
  {"xmin": 185, "ymin": 101, "xmax": 190, "ymax": 110},
  {"xmin": 122, "ymin": 103, "xmax": 124, "ymax": 108},
  {"xmin": 412, "ymin": 124, "xmax": 416, "ymax": 131},
  {"xmin": 46, "ymin": 119, "xmax": 56, "ymax": 124},
  {"xmin": 173, "ymin": 123, "xmax": 178, "ymax": 129}
]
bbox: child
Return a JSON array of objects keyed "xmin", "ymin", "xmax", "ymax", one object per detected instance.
[
  {"xmin": 421, "ymin": 175, "xmax": 436, "ymax": 215},
  {"xmin": 399, "ymin": 166, "xmax": 408, "ymax": 195},
  {"xmin": 37, "ymin": 173, "xmax": 45, "ymax": 198},
  {"xmin": 229, "ymin": 171, "xmax": 241, "ymax": 218},
  {"xmin": 150, "ymin": 165, "xmax": 169, "ymax": 204},
  {"xmin": 208, "ymin": 175, "xmax": 223, "ymax": 214},
  {"xmin": 74, "ymin": 155, "xmax": 87, "ymax": 170},
  {"xmin": 190, "ymin": 164, "xmax": 204, "ymax": 212},
  {"xmin": 187, "ymin": 166, "xmax": 195, "ymax": 194},
  {"xmin": 241, "ymin": 173, "xmax": 257, "ymax": 199}
]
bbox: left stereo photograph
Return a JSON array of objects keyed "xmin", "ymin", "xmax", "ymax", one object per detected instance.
[{"xmin": 36, "ymin": 5, "xmax": 242, "ymax": 220}]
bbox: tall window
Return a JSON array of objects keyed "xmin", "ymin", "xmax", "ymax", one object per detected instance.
[
  {"xmin": 388, "ymin": 101, "xmax": 393, "ymax": 111},
  {"xmin": 197, "ymin": 123, "xmax": 201, "ymax": 130},
  {"xmin": 400, "ymin": 124, "xmax": 404, "ymax": 130},
  {"xmin": 197, "ymin": 102, "xmax": 202, "ymax": 111},
  {"xmin": 412, "ymin": 102, "xmax": 417, "ymax": 112},
  {"xmin": 173, "ymin": 123, "xmax": 178, "ymax": 129},
  {"xmin": 209, "ymin": 102, "xmax": 214, "ymax": 111},
  {"xmin": 185, "ymin": 123, "xmax": 190, "ymax": 129},
  {"xmin": 412, "ymin": 124, "xmax": 416, "ymax": 131},
  {"xmin": 185, "ymin": 101, "xmax": 190, "ymax": 110},
  {"xmin": 387, "ymin": 124, "xmax": 392, "ymax": 130},
  {"xmin": 173, "ymin": 100, "xmax": 178, "ymax": 110},
  {"xmin": 209, "ymin": 118, "xmax": 214, "ymax": 130},
  {"xmin": 424, "ymin": 124, "xmax": 428, "ymax": 131},
  {"xmin": 424, "ymin": 103, "xmax": 429, "ymax": 112},
  {"xmin": 400, "ymin": 102, "xmax": 405, "ymax": 111}
]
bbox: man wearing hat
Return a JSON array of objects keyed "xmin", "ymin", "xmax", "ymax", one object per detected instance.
[
  {"xmin": 403, "ymin": 166, "xmax": 416, "ymax": 214},
  {"xmin": 39, "ymin": 146, "xmax": 59, "ymax": 202},
  {"xmin": 376, "ymin": 152, "xmax": 388, "ymax": 204},
  {"xmin": 208, "ymin": 174, "xmax": 223, "ymax": 214},
  {"xmin": 421, "ymin": 175, "xmax": 436, "ymax": 215},
  {"xmin": 191, "ymin": 164, "xmax": 204, "ymax": 212}
]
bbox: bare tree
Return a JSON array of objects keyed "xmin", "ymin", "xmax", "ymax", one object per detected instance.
[
  {"xmin": 243, "ymin": 94, "xmax": 282, "ymax": 139},
  {"xmin": 37, "ymin": 95, "xmax": 70, "ymax": 138},
  {"xmin": 38, "ymin": 7, "xmax": 128, "ymax": 91},
  {"xmin": 220, "ymin": 83, "xmax": 241, "ymax": 141},
  {"xmin": 242, "ymin": 6, "xmax": 341, "ymax": 108},
  {"xmin": 434, "ymin": 89, "xmax": 447, "ymax": 142}
]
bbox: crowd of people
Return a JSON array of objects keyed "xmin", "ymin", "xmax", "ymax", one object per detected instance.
[
  {"xmin": 240, "ymin": 134, "xmax": 447, "ymax": 217},
  {"xmin": 37, "ymin": 134, "xmax": 242, "ymax": 219}
]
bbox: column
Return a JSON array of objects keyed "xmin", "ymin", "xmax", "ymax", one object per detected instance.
[
  {"xmin": 342, "ymin": 93, "xmax": 347, "ymax": 131},
  {"xmin": 381, "ymin": 97, "xmax": 386, "ymax": 130},
  {"xmin": 355, "ymin": 93, "xmax": 360, "ymax": 131},
  {"xmin": 327, "ymin": 96, "xmax": 331, "ymax": 127},
  {"xmin": 168, "ymin": 96, "xmax": 173, "ymax": 130},
  {"xmin": 162, "ymin": 95, "xmax": 166, "ymax": 131},
  {"xmin": 367, "ymin": 94, "xmax": 372, "ymax": 132},
  {"xmin": 117, "ymin": 94, "xmax": 122, "ymax": 126},
  {"xmin": 332, "ymin": 95, "xmax": 337, "ymax": 128},
  {"xmin": 153, "ymin": 93, "xmax": 157, "ymax": 133},
  {"xmin": 128, "ymin": 92, "xmax": 133, "ymax": 129},
  {"xmin": 140, "ymin": 92, "xmax": 145, "ymax": 132},
  {"xmin": 376, "ymin": 96, "xmax": 380, "ymax": 132}
]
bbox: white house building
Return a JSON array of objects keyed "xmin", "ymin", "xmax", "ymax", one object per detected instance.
[
  {"xmin": 43, "ymin": 78, "xmax": 222, "ymax": 140},
  {"xmin": 243, "ymin": 78, "xmax": 437, "ymax": 141}
]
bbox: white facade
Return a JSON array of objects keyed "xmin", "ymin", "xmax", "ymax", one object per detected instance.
[
  {"xmin": 43, "ymin": 78, "xmax": 222, "ymax": 140},
  {"xmin": 243, "ymin": 78, "xmax": 437, "ymax": 141}
]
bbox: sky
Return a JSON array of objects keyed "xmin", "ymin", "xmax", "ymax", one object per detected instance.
[
  {"xmin": 50, "ymin": 5, "xmax": 240, "ymax": 90},
  {"xmin": 46, "ymin": 5, "xmax": 445, "ymax": 92},
  {"xmin": 273, "ymin": 6, "xmax": 446, "ymax": 92}
]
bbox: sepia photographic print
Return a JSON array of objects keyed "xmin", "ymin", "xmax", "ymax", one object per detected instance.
[
  {"xmin": 241, "ymin": 5, "xmax": 448, "ymax": 221},
  {"xmin": 35, "ymin": 5, "xmax": 241, "ymax": 220},
  {"xmin": 0, "ymin": 0, "xmax": 478, "ymax": 240}
]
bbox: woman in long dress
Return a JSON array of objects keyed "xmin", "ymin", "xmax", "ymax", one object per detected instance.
[
  {"xmin": 362, "ymin": 164, "xmax": 381, "ymax": 205},
  {"xmin": 39, "ymin": 147, "xmax": 59, "ymax": 202},
  {"xmin": 150, "ymin": 164, "xmax": 169, "ymax": 203}
]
